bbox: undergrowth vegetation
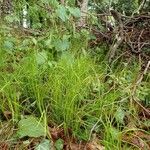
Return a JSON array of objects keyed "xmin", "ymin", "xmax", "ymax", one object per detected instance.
[
  {"xmin": 0, "ymin": 0, "xmax": 149, "ymax": 149},
  {"xmin": 0, "ymin": 27, "xmax": 149, "ymax": 149}
]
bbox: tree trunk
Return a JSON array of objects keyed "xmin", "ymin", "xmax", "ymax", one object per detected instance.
[{"xmin": 78, "ymin": 0, "xmax": 89, "ymax": 27}]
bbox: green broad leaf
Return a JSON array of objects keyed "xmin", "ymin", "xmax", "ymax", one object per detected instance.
[
  {"xmin": 17, "ymin": 116, "xmax": 46, "ymax": 138},
  {"xmin": 35, "ymin": 139, "xmax": 51, "ymax": 150},
  {"xmin": 3, "ymin": 41, "xmax": 14, "ymax": 53},
  {"xmin": 68, "ymin": 7, "xmax": 81, "ymax": 18},
  {"xmin": 45, "ymin": 39, "xmax": 53, "ymax": 49},
  {"xmin": 45, "ymin": 39, "xmax": 51, "ymax": 46},
  {"xmin": 56, "ymin": 6, "xmax": 68, "ymax": 22},
  {"xmin": 54, "ymin": 39, "xmax": 70, "ymax": 52},
  {"xmin": 54, "ymin": 139, "xmax": 64, "ymax": 150},
  {"xmin": 114, "ymin": 108, "xmax": 125, "ymax": 124},
  {"xmin": 48, "ymin": 0, "xmax": 59, "ymax": 7},
  {"xmin": 36, "ymin": 51, "xmax": 48, "ymax": 65}
]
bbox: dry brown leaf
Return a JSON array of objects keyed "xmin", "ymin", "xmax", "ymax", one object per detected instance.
[
  {"xmin": 3, "ymin": 111, "xmax": 12, "ymax": 120},
  {"xmin": 86, "ymin": 134, "xmax": 105, "ymax": 150},
  {"xmin": 122, "ymin": 130, "xmax": 150, "ymax": 149},
  {"xmin": 49, "ymin": 128, "xmax": 105, "ymax": 150},
  {"xmin": 69, "ymin": 143, "xmax": 85, "ymax": 150},
  {"xmin": 49, "ymin": 127, "xmax": 65, "ymax": 141},
  {"xmin": 135, "ymin": 131, "xmax": 150, "ymax": 140},
  {"xmin": 0, "ymin": 142, "xmax": 9, "ymax": 150},
  {"xmin": 86, "ymin": 142, "xmax": 105, "ymax": 150}
]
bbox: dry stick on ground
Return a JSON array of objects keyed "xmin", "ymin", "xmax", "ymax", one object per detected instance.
[
  {"xmin": 131, "ymin": 61, "xmax": 150, "ymax": 115},
  {"xmin": 137, "ymin": 29, "xmax": 144, "ymax": 53}
]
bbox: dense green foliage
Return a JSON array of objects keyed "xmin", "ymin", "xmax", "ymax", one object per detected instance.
[{"xmin": 0, "ymin": 0, "xmax": 149, "ymax": 149}]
